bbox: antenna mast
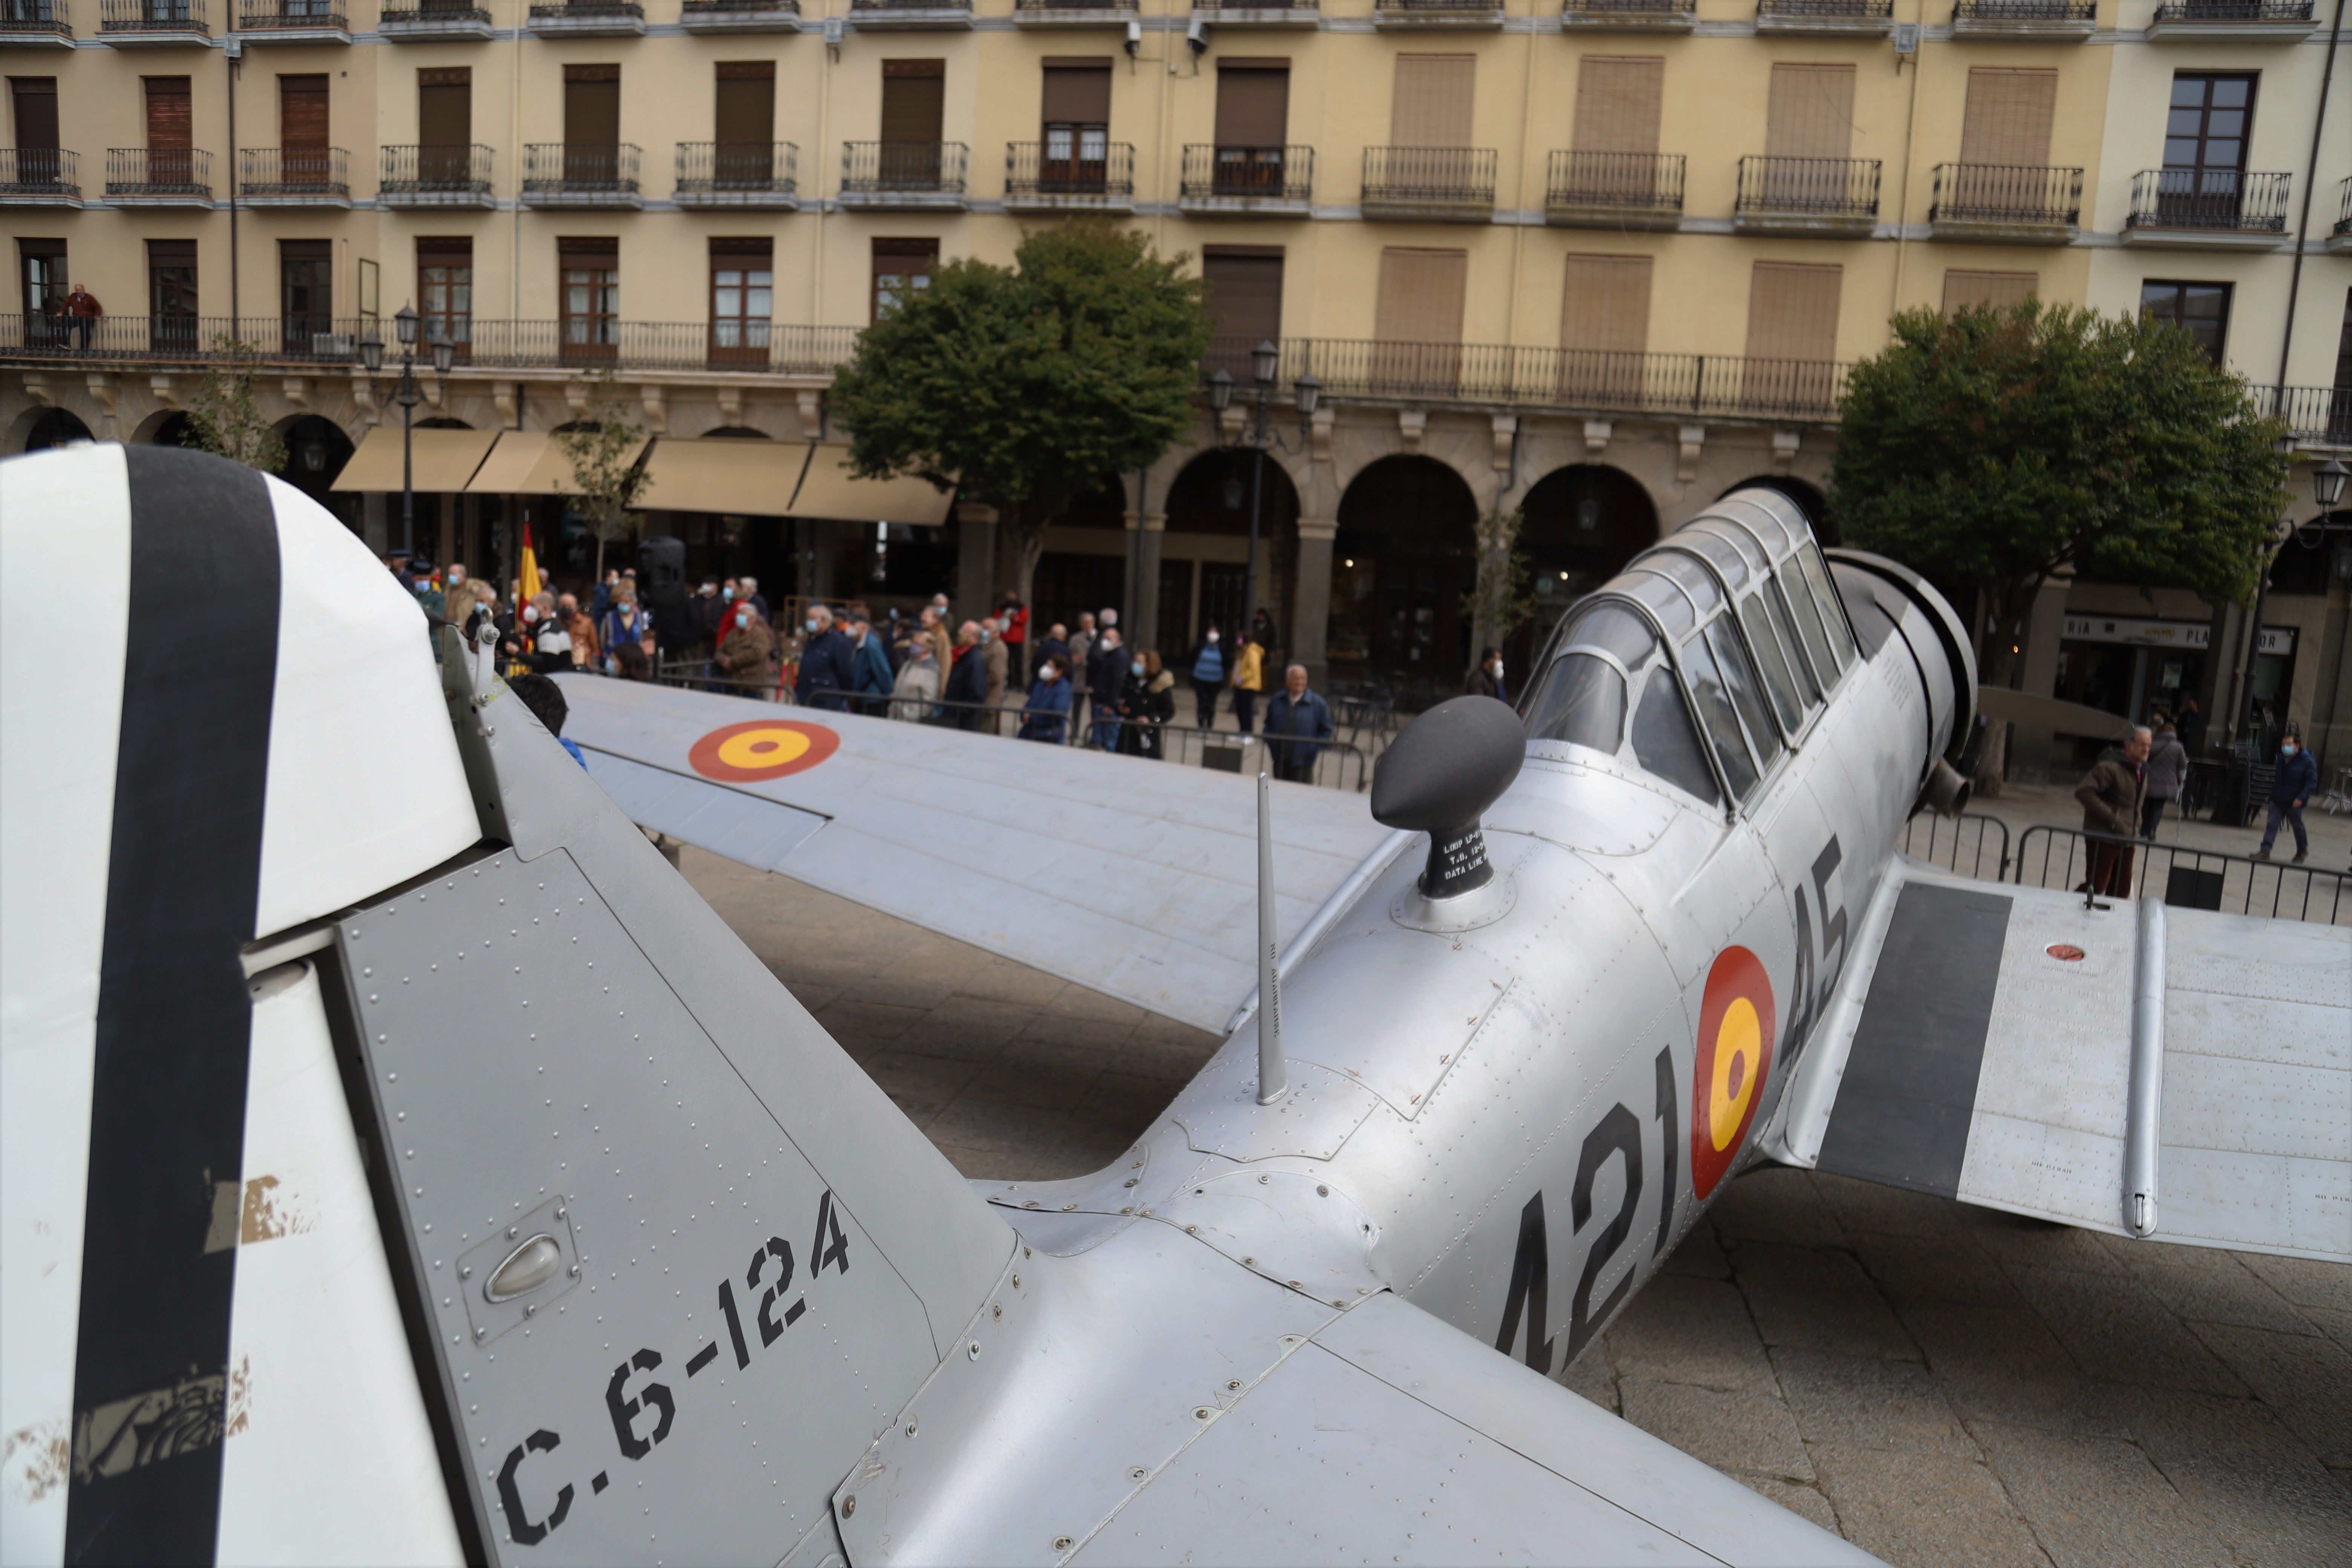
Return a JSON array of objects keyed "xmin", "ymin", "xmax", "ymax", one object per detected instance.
[{"xmin": 1256, "ymin": 765, "xmax": 1286, "ymax": 1105}]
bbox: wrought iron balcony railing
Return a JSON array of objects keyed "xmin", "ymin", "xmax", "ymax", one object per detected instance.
[
  {"xmin": 1180, "ymin": 144, "xmax": 1312, "ymax": 202},
  {"xmin": 1, "ymin": 0, "xmax": 73, "ymax": 35},
  {"xmin": 1758, "ymin": 0, "xmax": 1892, "ymax": 17},
  {"xmin": 237, "ymin": 0, "xmax": 344, "ymax": 28},
  {"xmin": 1735, "ymin": 155, "xmax": 1881, "ymax": 219},
  {"xmin": 1927, "ymin": 163, "xmax": 2081, "ymax": 227},
  {"xmin": 378, "ymin": 0, "xmax": 493, "ymax": 27},
  {"xmin": 675, "ymin": 141, "xmax": 799, "ymax": 199},
  {"xmin": 1012, "ymin": 0, "xmax": 1136, "ymax": 12},
  {"xmin": 1545, "ymin": 150, "xmax": 1684, "ymax": 215},
  {"xmin": 238, "ymin": 145, "xmax": 348, "ymax": 197},
  {"xmin": 0, "ymin": 317, "xmax": 861, "ymax": 374},
  {"xmin": 2126, "ymin": 169, "xmax": 2290, "ymax": 233},
  {"xmin": 1561, "ymin": 0, "xmax": 1695, "ymax": 17},
  {"xmin": 105, "ymin": 147, "xmax": 210, "ymax": 196},
  {"xmin": 848, "ymin": 0, "xmax": 972, "ymax": 14},
  {"xmin": 1189, "ymin": 0, "xmax": 1318, "ymax": 9},
  {"xmin": 2151, "ymin": 0, "xmax": 2313, "ymax": 19},
  {"xmin": 1004, "ymin": 140, "xmax": 1133, "ymax": 199},
  {"xmin": 99, "ymin": 0, "xmax": 206, "ymax": 29},
  {"xmin": 839, "ymin": 141, "xmax": 968, "ymax": 194},
  {"xmin": 2337, "ymin": 175, "xmax": 2351, "ymax": 236},
  {"xmin": 1373, "ymin": 0, "xmax": 1503, "ymax": 16},
  {"xmin": 380, "ymin": 143, "xmax": 493, "ymax": 198},
  {"xmin": 2252, "ymin": 385, "xmax": 2352, "ymax": 447},
  {"xmin": 679, "ymin": 0, "xmax": 796, "ymax": 15},
  {"xmin": 0, "ymin": 147, "xmax": 79, "ymax": 196},
  {"xmin": 1950, "ymin": 0, "xmax": 2094, "ymax": 18},
  {"xmin": 1360, "ymin": 145, "xmax": 1496, "ymax": 211},
  {"xmin": 522, "ymin": 142, "xmax": 641, "ymax": 196},
  {"xmin": 524, "ymin": 0, "xmax": 642, "ymax": 21}
]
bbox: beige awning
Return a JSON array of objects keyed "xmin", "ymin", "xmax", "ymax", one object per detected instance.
[
  {"xmin": 522, "ymin": 432, "xmax": 651, "ymax": 496},
  {"xmin": 788, "ymin": 444, "xmax": 956, "ymax": 526},
  {"xmin": 332, "ymin": 426, "xmax": 499, "ymax": 493},
  {"xmin": 632, "ymin": 436, "xmax": 810, "ymax": 516},
  {"xmin": 464, "ymin": 430, "xmax": 552, "ymax": 495}
]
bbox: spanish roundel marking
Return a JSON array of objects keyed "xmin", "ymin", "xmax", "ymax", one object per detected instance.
[
  {"xmin": 1690, "ymin": 945, "xmax": 1776, "ymax": 1200},
  {"xmin": 687, "ymin": 719, "xmax": 839, "ymax": 783}
]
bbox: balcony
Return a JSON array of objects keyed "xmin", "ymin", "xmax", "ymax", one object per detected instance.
[
  {"xmin": 1949, "ymin": 0, "xmax": 2095, "ymax": 37},
  {"xmin": 1178, "ymin": 144, "xmax": 1312, "ymax": 216},
  {"xmin": 99, "ymin": 0, "xmax": 207, "ymax": 42},
  {"xmin": 1545, "ymin": 150, "xmax": 1682, "ymax": 230},
  {"xmin": 1560, "ymin": 0, "xmax": 1693, "ymax": 29},
  {"xmin": 1755, "ymin": 0, "xmax": 1892, "ymax": 33},
  {"xmin": 2145, "ymin": 0, "xmax": 2316, "ymax": 41},
  {"xmin": 524, "ymin": 0, "xmax": 643, "ymax": 32},
  {"xmin": 847, "ymin": 0, "xmax": 971, "ymax": 27},
  {"xmin": 1186, "ymin": 0, "xmax": 1318, "ymax": 25},
  {"xmin": 379, "ymin": 143, "xmax": 495, "ymax": 207},
  {"xmin": 1733, "ymin": 156, "xmax": 1880, "ymax": 236},
  {"xmin": 675, "ymin": 141, "xmax": 799, "ymax": 208},
  {"xmin": 0, "ymin": 148, "xmax": 80, "ymax": 204},
  {"xmin": 236, "ymin": 0, "xmax": 346, "ymax": 41},
  {"xmin": 1360, "ymin": 146, "xmax": 1494, "ymax": 223},
  {"xmin": 521, "ymin": 143, "xmax": 642, "ymax": 207},
  {"xmin": 678, "ymin": 0, "xmax": 798, "ymax": 29},
  {"xmin": 2123, "ymin": 169, "xmax": 2290, "ymax": 249},
  {"xmin": 238, "ymin": 145, "xmax": 349, "ymax": 204},
  {"xmin": 2328, "ymin": 176, "xmax": 2350, "ymax": 254},
  {"xmin": 105, "ymin": 147, "xmax": 210, "ymax": 202},
  {"xmin": 2254, "ymin": 386, "xmax": 2352, "ymax": 449},
  {"xmin": 1012, "ymin": 0, "xmax": 1134, "ymax": 23},
  {"xmin": 838, "ymin": 141, "xmax": 968, "ymax": 209},
  {"xmin": 0, "ymin": 0, "xmax": 74, "ymax": 46},
  {"xmin": 378, "ymin": 0, "xmax": 492, "ymax": 37},
  {"xmin": 1926, "ymin": 163, "xmax": 2080, "ymax": 243},
  {"xmin": 1004, "ymin": 141, "xmax": 1134, "ymax": 213},
  {"xmin": 1372, "ymin": 0, "xmax": 1504, "ymax": 26}
]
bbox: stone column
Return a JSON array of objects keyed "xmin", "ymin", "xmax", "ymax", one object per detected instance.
[
  {"xmin": 362, "ymin": 491, "xmax": 389, "ymax": 555},
  {"xmin": 1291, "ymin": 516, "xmax": 1339, "ymax": 689},
  {"xmin": 956, "ymin": 504, "xmax": 998, "ymax": 626},
  {"xmin": 1132, "ymin": 510, "xmax": 1167, "ymax": 654},
  {"xmin": 809, "ymin": 519, "xmax": 841, "ymax": 601}
]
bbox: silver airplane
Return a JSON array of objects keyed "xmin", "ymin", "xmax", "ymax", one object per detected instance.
[{"xmin": 2, "ymin": 443, "xmax": 2343, "ymax": 1567}]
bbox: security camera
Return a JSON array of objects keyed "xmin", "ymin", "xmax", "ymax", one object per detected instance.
[
  {"xmin": 1124, "ymin": 16, "xmax": 1141, "ymax": 52},
  {"xmin": 1185, "ymin": 15, "xmax": 1208, "ymax": 54}
]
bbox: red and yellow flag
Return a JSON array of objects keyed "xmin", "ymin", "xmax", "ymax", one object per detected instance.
[{"xmin": 518, "ymin": 522, "xmax": 542, "ymax": 605}]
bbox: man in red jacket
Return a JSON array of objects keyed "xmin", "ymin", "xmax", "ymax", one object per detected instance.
[{"xmin": 61, "ymin": 282, "xmax": 101, "ymax": 351}]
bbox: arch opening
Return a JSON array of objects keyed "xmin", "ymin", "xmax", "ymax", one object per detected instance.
[
  {"xmin": 1157, "ymin": 447, "xmax": 1301, "ymax": 665},
  {"xmin": 1512, "ymin": 463, "xmax": 1660, "ymax": 682},
  {"xmin": 1331, "ymin": 455, "xmax": 1478, "ymax": 701}
]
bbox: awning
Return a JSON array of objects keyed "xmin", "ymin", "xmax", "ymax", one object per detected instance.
[
  {"xmin": 632, "ymin": 436, "xmax": 811, "ymax": 516},
  {"xmin": 788, "ymin": 444, "xmax": 955, "ymax": 526},
  {"xmin": 331, "ymin": 426, "xmax": 499, "ymax": 493},
  {"xmin": 522, "ymin": 433, "xmax": 651, "ymax": 496},
  {"xmin": 464, "ymin": 430, "xmax": 551, "ymax": 495}
]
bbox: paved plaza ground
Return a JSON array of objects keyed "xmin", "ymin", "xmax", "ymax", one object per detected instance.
[{"xmin": 679, "ymin": 775, "xmax": 2351, "ymax": 1568}]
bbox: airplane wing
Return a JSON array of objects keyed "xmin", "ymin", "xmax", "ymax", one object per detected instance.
[
  {"xmin": 1768, "ymin": 860, "xmax": 2350, "ymax": 1263},
  {"xmin": 552, "ymin": 675, "xmax": 1401, "ymax": 1033}
]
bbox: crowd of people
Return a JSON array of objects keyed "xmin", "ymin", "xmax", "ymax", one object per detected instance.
[{"xmin": 2071, "ymin": 709, "xmax": 2323, "ymax": 896}]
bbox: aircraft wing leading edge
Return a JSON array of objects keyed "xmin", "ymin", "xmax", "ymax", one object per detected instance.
[{"xmin": 1770, "ymin": 861, "xmax": 2350, "ymax": 1263}]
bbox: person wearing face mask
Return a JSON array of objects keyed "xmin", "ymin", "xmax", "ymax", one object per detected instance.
[
  {"xmin": 2254, "ymin": 727, "xmax": 2318, "ymax": 863},
  {"xmin": 1017, "ymin": 657, "xmax": 1072, "ymax": 745},
  {"xmin": 1471, "ymin": 647, "xmax": 1508, "ymax": 705},
  {"xmin": 1119, "ymin": 648, "xmax": 1176, "ymax": 760},
  {"xmin": 793, "ymin": 603, "xmax": 855, "ymax": 710},
  {"xmin": 715, "ymin": 597, "xmax": 780, "ymax": 700},
  {"xmin": 1088, "ymin": 628, "xmax": 1125, "ymax": 750},
  {"xmin": 528, "ymin": 590, "xmax": 573, "ymax": 674},
  {"xmin": 1189, "ymin": 626, "xmax": 1225, "ymax": 729},
  {"xmin": 848, "ymin": 614, "xmax": 895, "ymax": 717}
]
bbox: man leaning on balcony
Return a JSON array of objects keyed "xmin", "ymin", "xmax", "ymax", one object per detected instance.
[{"xmin": 62, "ymin": 282, "xmax": 102, "ymax": 351}]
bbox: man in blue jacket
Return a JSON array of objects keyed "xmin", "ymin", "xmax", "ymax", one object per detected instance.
[
  {"xmin": 793, "ymin": 603, "xmax": 856, "ymax": 712},
  {"xmin": 1263, "ymin": 664, "xmax": 1334, "ymax": 785},
  {"xmin": 2254, "ymin": 728, "xmax": 2319, "ymax": 863},
  {"xmin": 847, "ymin": 614, "xmax": 895, "ymax": 717}
]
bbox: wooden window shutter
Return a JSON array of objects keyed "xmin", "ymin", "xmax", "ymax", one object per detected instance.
[
  {"xmin": 279, "ymin": 75, "xmax": 328, "ymax": 150},
  {"xmin": 715, "ymin": 64, "xmax": 775, "ymax": 147},
  {"xmin": 11, "ymin": 79, "xmax": 58, "ymax": 150},
  {"xmin": 1559, "ymin": 255, "xmax": 1651, "ymax": 354},
  {"xmin": 559, "ymin": 235, "xmax": 618, "ymax": 266},
  {"xmin": 1200, "ymin": 247, "xmax": 1284, "ymax": 343},
  {"xmin": 1040, "ymin": 61, "xmax": 1111, "ymax": 124},
  {"xmin": 1958, "ymin": 67, "xmax": 2056, "ymax": 168},
  {"xmin": 416, "ymin": 235, "xmax": 472, "ymax": 259},
  {"xmin": 418, "ymin": 69, "xmax": 470, "ymax": 147},
  {"xmin": 1390, "ymin": 55, "xmax": 1474, "ymax": 147},
  {"xmin": 1214, "ymin": 63, "xmax": 1289, "ymax": 146},
  {"xmin": 711, "ymin": 236, "xmax": 772, "ymax": 258},
  {"xmin": 144, "ymin": 77, "xmax": 192, "ymax": 150},
  {"xmin": 1744, "ymin": 261, "xmax": 1841, "ymax": 362},
  {"xmin": 1942, "ymin": 269, "xmax": 2037, "ymax": 314},
  {"xmin": 563, "ymin": 66, "xmax": 621, "ymax": 147},
  {"xmin": 1765, "ymin": 64, "xmax": 1854, "ymax": 161},
  {"xmin": 879, "ymin": 62, "xmax": 945, "ymax": 145},
  {"xmin": 1571, "ymin": 57, "xmax": 1662, "ymax": 156},
  {"xmin": 147, "ymin": 239, "xmax": 195, "ymax": 265},
  {"xmin": 1374, "ymin": 248, "xmax": 1467, "ymax": 343}
]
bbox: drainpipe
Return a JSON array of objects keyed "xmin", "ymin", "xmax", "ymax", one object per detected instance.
[
  {"xmin": 2272, "ymin": 0, "xmax": 2343, "ymax": 409},
  {"xmin": 226, "ymin": 35, "xmax": 240, "ymax": 343}
]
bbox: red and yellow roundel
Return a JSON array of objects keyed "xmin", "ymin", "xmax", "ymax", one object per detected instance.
[
  {"xmin": 1690, "ymin": 945, "xmax": 1776, "ymax": 1200},
  {"xmin": 687, "ymin": 719, "xmax": 840, "ymax": 783}
]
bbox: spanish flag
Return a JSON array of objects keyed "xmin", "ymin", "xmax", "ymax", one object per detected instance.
[{"xmin": 519, "ymin": 521, "xmax": 542, "ymax": 605}]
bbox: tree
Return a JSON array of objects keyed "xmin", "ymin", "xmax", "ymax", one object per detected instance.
[
  {"xmin": 186, "ymin": 335, "xmax": 286, "ymax": 474},
  {"xmin": 1827, "ymin": 299, "xmax": 2289, "ymax": 787},
  {"xmin": 554, "ymin": 368, "xmax": 654, "ymax": 582},
  {"xmin": 827, "ymin": 221, "xmax": 1211, "ymax": 614},
  {"xmin": 1464, "ymin": 507, "xmax": 1537, "ymax": 672}
]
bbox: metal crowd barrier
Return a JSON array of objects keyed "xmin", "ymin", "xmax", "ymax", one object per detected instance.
[
  {"xmin": 2011, "ymin": 824, "xmax": 2349, "ymax": 925},
  {"xmin": 1898, "ymin": 810, "xmax": 2012, "ymax": 882}
]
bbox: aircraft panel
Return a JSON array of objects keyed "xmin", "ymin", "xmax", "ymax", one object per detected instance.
[{"xmin": 577, "ymin": 750, "xmax": 830, "ymax": 869}]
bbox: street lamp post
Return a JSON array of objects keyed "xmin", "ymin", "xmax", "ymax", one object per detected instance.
[
  {"xmin": 360, "ymin": 305, "xmax": 455, "ymax": 558},
  {"xmin": 2230, "ymin": 453, "xmax": 2352, "ymax": 748},
  {"xmin": 1207, "ymin": 343, "xmax": 1320, "ymax": 665}
]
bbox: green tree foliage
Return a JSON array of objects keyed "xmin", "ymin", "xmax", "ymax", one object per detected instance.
[
  {"xmin": 187, "ymin": 335, "xmax": 287, "ymax": 474},
  {"xmin": 1463, "ymin": 507, "xmax": 1537, "ymax": 671},
  {"xmin": 828, "ymin": 222, "xmax": 1212, "ymax": 611},
  {"xmin": 1830, "ymin": 300, "xmax": 2288, "ymax": 701},
  {"xmin": 555, "ymin": 368, "xmax": 654, "ymax": 581}
]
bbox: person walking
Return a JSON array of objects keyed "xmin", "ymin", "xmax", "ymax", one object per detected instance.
[
  {"xmin": 62, "ymin": 282, "xmax": 101, "ymax": 351},
  {"xmin": 1263, "ymin": 664, "xmax": 1335, "ymax": 785},
  {"xmin": 1229, "ymin": 629, "xmax": 1267, "ymax": 736},
  {"xmin": 793, "ymin": 604, "xmax": 854, "ymax": 710},
  {"xmin": 1188, "ymin": 626, "xmax": 1225, "ymax": 730},
  {"xmin": 1017, "ymin": 656, "xmax": 1072, "ymax": 745},
  {"xmin": 888, "ymin": 634, "xmax": 942, "ymax": 723},
  {"xmin": 2141, "ymin": 721, "xmax": 2187, "ymax": 838},
  {"xmin": 1120, "ymin": 649, "xmax": 1176, "ymax": 760},
  {"xmin": 2073, "ymin": 726, "xmax": 2150, "ymax": 897},
  {"xmin": 943, "ymin": 620, "xmax": 988, "ymax": 729},
  {"xmin": 714, "ymin": 599, "xmax": 779, "ymax": 699},
  {"xmin": 1470, "ymin": 647, "xmax": 1508, "ymax": 705},
  {"xmin": 848, "ymin": 614, "xmax": 894, "ymax": 716},
  {"xmin": 2252, "ymin": 728, "xmax": 2319, "ymax": 863}
]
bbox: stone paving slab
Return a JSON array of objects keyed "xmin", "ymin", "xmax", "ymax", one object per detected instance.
[{"xmin": 683, "ymin": 845, "xmax": 2352, "ymax": 1567}]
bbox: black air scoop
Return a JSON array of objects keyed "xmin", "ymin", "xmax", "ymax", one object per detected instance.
[{"xmin": 1371, "ymin": 696, "xmax": 1526, "ymax": 900}]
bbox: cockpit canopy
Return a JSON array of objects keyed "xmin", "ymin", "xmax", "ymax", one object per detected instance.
[{"xmin": 1519, "ymin": 488, "xmax": 1859, "ymax": 810}]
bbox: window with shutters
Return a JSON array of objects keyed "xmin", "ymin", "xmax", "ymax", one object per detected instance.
[
  {"xmin": 1390, "ymin": 55, "xmax": 1473, "ymax": 146},
  {"xmin": 279, "ymin": 238, "xmax": 332, "ymax": 353},
  {"xmin": 279, "ymin": 73, "xmax": 329, "ymax": 188},
  {"xmin": 418, "ymin": 236, "xmax": 471, "ymax": 354},
  {"xmin": 1958, "ymin": 67, "xmax": 2055, "ymax": 168},
  {"xmin": 1766, "ymin": 64, "xmax": 1854, "ymax": 159},
  {"xmin": 714, "ymin": 61, "xmax": 775, "ymax": 186},
  {"xmin": 1201, "ymin": 246, "xmax": 1282, "ymax": 378},
  {"xmin": 2139, "ymin": 279, "xmax": 2229, "ymax": 364},
  {"xmin": 418, "ymin": 67, "xmax": 470, "ymax": 184},
  {"xmin": 1743, "ymin": 261, "xmax": 1841, "ymax": 413},
  {"xmin": 2160, "ymin": 73, "xmax": 2255, "ymax": 224},
  {"xmin": 879, "ymin": 60, "xmax": 945, "ymax": 187},
  {"xmin": 9, "ymin": 78, "xmax": 61, "ymax": 188},
  {"xmin": 142, "ymin": 76, "xmax": 193, "ymax": 187},
  {"xmin": 1569, "ymin": 57, "xmax": 1663, "ymax": 204},
  {"xmin": 1372, "ymin": 247, "xmax": 1467, "ymax": 393},
  {"xmin": 18, "ymin": 236, "xmax": 64, "ymax": 322},
  {"xmin": 148, "ymin": 238, "xmax": 197, "ymax": 351},
  {"xmin": 1211, "ymin": 61, "xmax": 1290, "ymax": 194},
  {"xmin": 710, "ymin": 237, "xmax": 772, "ymax": 364},
  {"xmin": 560, "ymin": 237, "xmax": 619, "ymax": 362},
  {"xmin": 1558, "ymin": 254, "xmax": 1650, "ymax": 404},
  {"xmin": 1942, "ymin": 269, "xmax": 2037, "ymax": 315},
  {"xmin": 871, "ymin": 237, "xmax": 936, "ymax": 322},
  {"xmin": 1041, "ymin": 59, "xmax": 1110, "ymax": 183},
  {"xmin": 564, "ymin": 64, "xmax": 621, "ymax": 185}
]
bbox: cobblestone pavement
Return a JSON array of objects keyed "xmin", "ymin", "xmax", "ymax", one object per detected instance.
[{"xmin": 683, "ymin": 847, "xmax": 2352, "ymax": 1567}]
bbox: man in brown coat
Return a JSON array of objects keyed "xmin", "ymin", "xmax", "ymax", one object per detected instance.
[{"xmin": 2073, "ymin": 726, "xmax": 2150, "ymax": 897}]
